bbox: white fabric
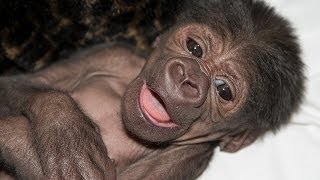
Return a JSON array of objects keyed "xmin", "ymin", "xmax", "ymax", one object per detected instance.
[{"xmin": 200, "ymin": 1, "xmax": 320, "ymax": 180}]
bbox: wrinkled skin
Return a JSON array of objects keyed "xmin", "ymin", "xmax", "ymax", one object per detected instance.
[{"xmin": 0, "ymin": 0, "xmax": 304, "ymax": 179}]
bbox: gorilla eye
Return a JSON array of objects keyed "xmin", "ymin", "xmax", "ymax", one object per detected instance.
[
  {"xmin": 186, "ymin": 38, "xmax": 203, "ymax": 58},
  {"xmin": 214, "ymin": 80, "xmax": 233, "ymax": 101}
]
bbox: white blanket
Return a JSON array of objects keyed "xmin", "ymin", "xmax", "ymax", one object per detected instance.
[{"xmin": 200, "ymin": 0, "xmax": 320, "ymax": 179}]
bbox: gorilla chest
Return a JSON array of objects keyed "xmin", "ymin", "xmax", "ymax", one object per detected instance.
[
  {"xmin": 70, "ymin": 75, "xmax": 124, "ymax": 122},
  {"xmin": 70, "ymin": 74, "xmax": 151, "ymax": 171}
]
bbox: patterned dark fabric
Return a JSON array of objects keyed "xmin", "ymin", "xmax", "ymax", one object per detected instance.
[{"xmin": 0, "ymin": 0, "xmax": 180, "ymax": 74}]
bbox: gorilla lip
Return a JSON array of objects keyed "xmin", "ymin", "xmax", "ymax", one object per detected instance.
[{"xmin": 139, "ymin": 83, "xmax": 178, "ymax": 128}]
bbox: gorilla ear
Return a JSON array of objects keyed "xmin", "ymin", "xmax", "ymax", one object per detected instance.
[{"xmin": 219, "ymin": 130, "xmax": 260, "ymax": 153}]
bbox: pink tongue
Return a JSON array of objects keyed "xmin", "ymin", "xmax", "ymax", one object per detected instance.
[{"xmin": 140, "ymin": 85, "xmax": 171, "ymax": 123}]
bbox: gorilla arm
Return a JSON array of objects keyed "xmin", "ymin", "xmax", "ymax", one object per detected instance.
[
  {"xmin": 0, "ymin": 116, "xmax": 43, "ymax": 179},
  {"xmin": 0, "ymin": 44, "xmax": 139, "ymax": 179}
]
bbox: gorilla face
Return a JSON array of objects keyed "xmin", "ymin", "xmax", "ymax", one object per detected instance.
[{"xmin": 122, "ymin": 24, "xmax": 248, "ymax": 143}]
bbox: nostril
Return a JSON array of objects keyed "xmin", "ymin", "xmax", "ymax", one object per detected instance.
[
  {"xmin": 181, "ymin": 80, "xmax": 199, "ymax": 98},
  {"xmin": 171, "ymin": 63, "xmax": 186, "ymax": 83},
  {"xmin": 168, "ymin": 61, "xmax": 201, "ymax": 98},
  {"xmin": 165, "ymin": 58, "xmax": 209, "ymax": 108}
]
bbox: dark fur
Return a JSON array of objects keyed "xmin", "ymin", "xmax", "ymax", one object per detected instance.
[{"xmin": 0, "ymin": 0, "xmax": 304, "ymax": 179}]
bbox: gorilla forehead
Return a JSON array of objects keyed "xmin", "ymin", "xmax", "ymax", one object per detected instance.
[{"xmin": 176, "ymin": 0, "xmax": 253, "ymax": 38}]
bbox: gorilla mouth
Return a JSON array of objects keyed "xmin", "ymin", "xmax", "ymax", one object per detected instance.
[{"xmin": 139, "ymin": 83, "xmax": 178, "ymax": 128}]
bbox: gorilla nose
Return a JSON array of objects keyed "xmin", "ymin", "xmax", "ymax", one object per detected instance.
[{"xmin": 166, "ymin": 58, "xmax": 209, "ymax": 107}]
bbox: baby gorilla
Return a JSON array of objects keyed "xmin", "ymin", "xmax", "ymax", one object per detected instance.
[{"xmin": 0, "ymin": 0, "xmax": 304, "ymax": 179}]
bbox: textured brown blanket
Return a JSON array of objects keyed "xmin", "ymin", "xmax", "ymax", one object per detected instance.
[{"xmin": 0, "ymin": 0, "xmax": 179, "ymax": 74}]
